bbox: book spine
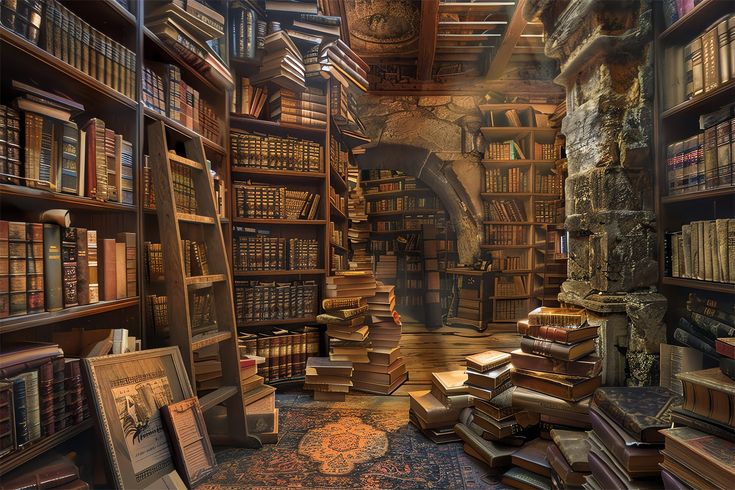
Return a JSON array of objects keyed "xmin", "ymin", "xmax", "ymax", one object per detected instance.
[
  {"xmin": 43, "ymin": 224, "xmax": 63, "ymax": 311},
  {"xmin": 61, "ymin": 227, "xmax": 78, "ymax": 307},
  {"xmin": 75, "ymin": 228, "xmax": 89, "ymax": 305}
]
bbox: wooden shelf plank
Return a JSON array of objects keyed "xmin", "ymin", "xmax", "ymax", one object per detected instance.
[
  {"xmin": 661, "ymin": 277, "xmax": 735, "ymax": 294},
  {"xmin": 144, "ymin": 108, "xmax": 225, "ymax": 154},
  {"xmin": 0, "ymin": 297, "xmax": 139, "ymax": 334},
  {"xmin": 230, "ymin": 115, "xmax": 327, "ymax": 137},
  {"xmin": 233, "ymin": 269, "xmax": 326, "ymax": 277},
  {"xmin": 199, "ymin": 386, "xmax": 238, "ymax": 411},
  {"xmin": 330, "ymin": 166, "xmax": 348, "ymax": 191},
  {"xmin": 177, "ymin": 213, "xmax": 216, "ymax": 224},
  {"xmin": 330, "ymin": 203, "xmax": 347, "ymax": 221},
  {"xmin": 364, "ymin": 188, "xmax": 434, "ymax": 199},
  {"xmin": 660, "ymin": 186, "xmax": 735, "ymax": 204},
  {"xmin": 659, "ymin": 0, "xmax": 729, "ymax": 42},
  {"xmin": 185, "ymin": 274, "xmax": 226, "ymax": 285},
  {"xmin": 238, "ymin": 316, "xmax": 318, "ymax": 328},
  {"xmin": 191, "ymin": 331, "xmax": 232, "ymax": 351},
  {"xmin": 482, "ymin": 159, "xmax": 555, "ymax": 165},
  {"xmin": 480, "ymin": 127, "xmax": 557, "ymax": 139},
  {"xmin": 0, "ymin": 419, "xmax": 93, "ymax": 476},
  {"xmin": 331, "ymin": 241, "xmax": 348, "ymax": 253},
  {"xmin": 0, "ymin": 183, "xmax": 137, "ymax": 212},
  {"xmin": 660, "ymin": 80, "xmax": 735, "ymax": 121},
  {"xmin": 232, "ymin": 218, "xmax": 326, "ymax": 225},
  {"xmin": 231, "ymin": 167, "xmax": 326, "ymax": 180}
]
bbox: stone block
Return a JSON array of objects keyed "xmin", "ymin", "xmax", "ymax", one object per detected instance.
[
  {"xmin": 626, "ymin": 351, "xmax": 660, "ymax": 387},
  {"xmin": 566, "ymin": 167, "xmax": 651, "ymax": 216}
]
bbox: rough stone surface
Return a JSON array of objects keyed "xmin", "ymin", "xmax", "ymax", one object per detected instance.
[{"xmin": 626, "ymin": 351, "xmax": 660, "ymax": 387}]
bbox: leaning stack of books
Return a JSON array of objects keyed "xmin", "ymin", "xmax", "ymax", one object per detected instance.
[
  {"xmin": 269, "ymin": 87, "xmax": 327, "ymax": 128},
  {"xmin": 303, "ymin": 357, "xmax": 353, "ymax": 402},
  {"xmin": 510, "ymin": 307, "xmax": 601, "ymax": 434},
  {"xmin": 251, "ymin": 31, "xmax": 305, "ymax": 93},
  {"xmin": 374, "ymin": 254, "xmax": 398, "ymax": 284},
  {"xmin": 674, "ymin": 292, "xmax": 735, "ymax": 364},
  {"xmin": 240, "ymin": 355, "xmax": 279, "ymax": 444},
  {"xmin": 586, "ymin": 386, "xmax": 679, "ymax": 489},
  {"xmin": 503, "ymin": 438, "xmax": 554, "ymax": 489},
  {"xmin": 408, "ymin": 370, "xmax": 469, "ymax": 444}
]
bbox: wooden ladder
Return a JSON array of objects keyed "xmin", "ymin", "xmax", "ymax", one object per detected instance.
[{"xmin": 147, "ymin": 121, "xmax": 260, "ymax": 448}]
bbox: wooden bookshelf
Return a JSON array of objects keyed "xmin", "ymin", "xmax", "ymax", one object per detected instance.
[{"xmin": 653, "ymin": 1, "xmax": 735, "ymax": 339}]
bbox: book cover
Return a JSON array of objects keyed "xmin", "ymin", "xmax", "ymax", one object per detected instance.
[
  {"xmin": 99, "ymin": 238, "xmax": 117, "ymax": 301},
  {"xmin": 511, "ymin": 368, "xmax": 600, "ymax": 402},
  {"xmin": 465, "ymin": 350, "xmax": 511, "ymax": 373},
  {"xmin": 75, "ymin": 228, "xmax": 89, "ymax": 305},
  {"xmin": 550, "ymin": 429, "xmax": 591, "ymax": 472}
]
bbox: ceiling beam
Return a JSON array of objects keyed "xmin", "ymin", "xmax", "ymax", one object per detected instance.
[
  {"xmin": 485, "ymin": 0, "xmax": 528, "ymax": 79},
  {"xmin": 417, "ymin": 0, "xmax": 440, "ymax": 81}
]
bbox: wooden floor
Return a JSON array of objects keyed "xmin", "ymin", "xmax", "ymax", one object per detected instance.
[{"xmin": 392, "ymin": 320, "xmax": 521, "ymax": 396}]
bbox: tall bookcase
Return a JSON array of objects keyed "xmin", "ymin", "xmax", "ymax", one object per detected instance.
[
  {"xmin": 479, "ymin": 103, "xmax": 565, "ymax": 330},
  {"xmin": 653, "ymin": 0, "xmax": 735, "ymax": 335}
]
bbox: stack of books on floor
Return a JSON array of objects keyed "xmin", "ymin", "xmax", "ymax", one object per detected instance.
[
  {"xmin": 303, "ymin": 357, "xmax": 353, "ymax": 402},
  {"xmin": 375, "ymin": 254, "xmax": 398, "ymax": 284},
  {"xmin": 408, "ymin": 370, "xmax": 470, "ymax": 444},
  {"xmin": 240, "ymin": 354, "xmax": 278, "ymax": 444},
  {"xmin": 251, "ymin": 30, "xmax": 305, "ymax": 92},
  {"xmin": 348, "ymin": 222, "xmax": 372, "ymax": 271},
  {"xmin": 193, "ymin": 344, "xmax": 222, "ymax": 391},
  {"xmin": 586, "ymin": 386, "xmax": 679, "ymax": 489},
  {"xmin": 659, "ymin": 367, "xmax": 734, "ymax": 488},
  {"xmin": 547, "ymin": 429, "xmax": 591, "ymax": 489}
]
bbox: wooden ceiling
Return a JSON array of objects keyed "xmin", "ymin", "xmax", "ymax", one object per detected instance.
[{"xmin": 322, "ymin": 0, "xmax": 550, "ymax": 93}]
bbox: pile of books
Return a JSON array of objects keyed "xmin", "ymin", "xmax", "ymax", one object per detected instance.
[
  {"xmin": 262, "ymin": 1, "xmax": 340, "ymax": 47},
  {"xmin": 674, "ymin": 293, "xmax": 735, "ymax": 362},
  {"xmin": 586, "ymin": 386, "xmax": 678, "ymax": 488},
  {"xmin": 319, "ymin": 39, "xmax": 368, "ymax": 92},
  {"xmin": 374, "ymin": 254, "xmax": 398, "ymax": 284},
  {"xmin": 446, "ymin": 270, "xmax": 483, "ymax": 331},
  {"xmin": 269, "ymin": 87, "xmax": 327, "ymax": 128},
  {"xmin": 0, "ymin": 457, "xmax": 88, "ymax": 489},
  {"xmin": 240, "ymin": 355, "xmax": 279, "ymax": 444},
  {"xmin": 303, "ymin": 357, "xmax": 353, "ymax": 402},
  {"xmin": 546, "ymin": 429, "xmax": 591, "ymax": 489},
  {"xmin": 193, "ymin": 344, "xmax": 222, "ymax": 391},
  {"xmin": 348, "ymin": 223, "xmax": 372, "ymax": 271},
  {"xmin": 251, "ymin": 31, "xmax": 305, "ymax": 93},
  {"xmin": 660, "ymin": 367, "xmax": 734, "ymax": 488},
  {"xmin": 408, "ymin": 370, "xmax": 469, "ymax": 444}
]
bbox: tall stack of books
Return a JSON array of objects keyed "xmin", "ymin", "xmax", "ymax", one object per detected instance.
[
  {"xmin": 269, "ymin": 87, "xmax": 327, "ymax": 128},
  {"xmin": 303, "ymin": 357, "xmax": 353, "ymax": 402},
  {"xmin": 674, "ymin": 293, "xmax": 735, "ymax": 363},
  {"xmin": 240, "ymin": 355, "xmax": 278, "ymax": 444},
  {"xmin": 586, "ymin": 386, "xmax": 680, "ymax": 488},
  {"xmin": 251, "ymin": 31, "xmax": 305, "ymax": 92},
  {"xmin": 660, "ymin": 366, "xmax": 735, "ymax": 488},
  {"xmin": 408, "ymin": 370, "xmax": 469, "ymax": 444},
  {"xmin": 374, "ymin": 254, "xmax": 398, "ymax": 284}
]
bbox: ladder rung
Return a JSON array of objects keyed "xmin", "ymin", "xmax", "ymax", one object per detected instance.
[
  {"xmin": 168, "ymin": 152, "xmax": 204, "ymax": 170},
  {"xmin": 200, "ymin": 385, "xmax": 239, "ymax": 411},
  {"xmin": 186, "ymin": 274, "xmax": 226, "ymax": 285},
  {"xmin": 192, "ymin": 331, "xmax": 232, "ymax": 351},
  {"xmin": 177, "ymin": 212, "xmax": 215, "ymax": 224}
]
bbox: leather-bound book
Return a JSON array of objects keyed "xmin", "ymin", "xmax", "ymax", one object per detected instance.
[
  {"xmin": 0, "ymin": 342, "xmax": 64, "ymax": 378},
  {"xmin": 466, "ymin": 379, "xmax": 512, "ymax": 401},
  {"xmin": 61, "ymin": 227, "xmax": 78, "ymax": 307},
  {"xmin": 114, "ymin": 241, "xmax": 126, "ymax": 299},
  {"xmin": 466, "ymin": 364, "xmax": 511, "ymax": 389},
  {"xmin": 473, "ymin": 390, "xmax": 520, "ymax": 421},
  {"xmin": 527, "ymin": 306, "xmax": 586, "ymax": 327},
  {"xmin": 465, "ymin": 350, "xmax": 511, "ymax": 373},
  {"xmin": 588, "ymin": 450, "xmax": 661, "ymax": 490},
  {"xmin": 472, "ymin": 410, "xmax": 523, "ymax": 440},
  {"xmin": 512, "ymin": 387, "xmax": 591, "ymax": 420},
  {"xmin": 431, "ymin": 370, "xmax": 468, "ymax": 396},
  {"xmin": 591, "ymin": 386, "xmax": 681, "ymax": 444},
  {"xmin": 43, "ymin": 223, "xmax": 64, "ymax": 311},
  {"xmin": 26, "ymin": 223, "xmax": 44, "ymax": 314},
  {"xmin": 408, "ymin": 390, "xmax": 459, "ymax": 428},
  {"xmin": 660, "ymin": 426, "xmax": 735, "ymax": 489},
  {"xmin": 520, "ymin": 337, "xmax": 596, "ymax": 362},
  {"xmin": 0, "ymin": 458, "xmax": 80, "ymax": 489},
  {"xmin": 99, "ymin": 238, "xmax": 117, "ymax": 301},
  {"xmin": 660, "ymin": 468, "xmax": 690, "ymax": 490},
  {"xmin": 518, "ymin": 323, "xmax": 598, "ymax": 344},
  {"xmin": 677, "ymin": 367, "xmax": 735, "ymax": 427},
  {"xmin": 116, "ymin": 232, "xmax": 136, "ymax": 297},
  {"xmin": 8, "ymin": 221, "xmax": 27, "ymax": 317},
  {"xmin": 540, "ymin": 414, "xmax": 590, "ymax": 431},
  {"xmin": 589, "ymin": 407, "xmax": 662, "ymax": 477},
  {"xmin": 550, "ymin": 429, "xmax": 591, "ymax": 472},
  {"xmin": 547, "ymin": 441, "xmax": 587, "ymax": 487},
  {"xmin": 511, "ymin": 368, "xmax": 601, "ymax": 402},
  {"xmin": 75, "ymin": 228, "xmax": 89, "ymax": 305},
  {"xmin": 86, "ymin": 230, "xmax": 99, "ymax": 304},
  {"xmin": 501, "ymin": 466, "xmax": 552, "ymax": 490},
  {"xmin": 670, "ymin": 407, "xmax": 735, "ymax": 442},
  {"xmin": 0, "ymin": 220, "xmax": 8, "ymax": 319},
  {"xmin": 512, "ymin": 438, "xmax": 552, "ymax": 477},
  {"xmin": 454, "ymin": 422, "xmax": 515, "ymax": 468}
]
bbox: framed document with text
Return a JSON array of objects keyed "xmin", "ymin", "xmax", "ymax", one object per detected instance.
[
  {"xmin": 161, "ymin": 397, "xmax": 217, "ymax": 487},
  {"xmin": 83, "ymin": 347, "xmax": 193, "ymax": 489}
]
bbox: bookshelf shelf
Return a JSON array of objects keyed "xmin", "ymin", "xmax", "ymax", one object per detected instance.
[
  {"xmin": 480, "ymin": 127, "xmax": 557, "ymax": 139},
  {"xmin": 482, "ymin": 220, "xmax": 533, "ymax": 225},
  {"xmin": 660, "ymin": 186, "xmax": 735, "ymax": 204},
  {"xmin": 232, "ymin": 218, "xmax": 327, "ymax": 225},
  {"xmin": 661, "ymin": 277, "xmax": 735, "ymax": 294},
  {"xmin": 63, "ymin": 0, "xmax": 136, "ymax": 30},
  {"xmin": 0, "ymin": 297, "xmax": 139, "ymax": 335},
  {"xmin": 481, "ymin": 192, "xmax": 534, "ymax": 198},
  {"xmin": 331, "ymin": 241, "xmax": 348, "ymax": 253},
  {"xmin": 658, "ymin": 0, "xmax": 728, "ymax": 42},
  {"xmin": 330, "ymin": 203, "xmax": 347, "ymax": 221},
  {"xmin": 144, "ymin": 108, "xmax": 225, "ymax": 154},
  {"xmin": 0, "ymin": 183, "xmax": 138, "ymax": 212},
  {"xmin": 479, "ymin": 103, "xmax": 558, "ymax": 113},
  {"xmin": 482, "ymin": 159, "xmax": 556, "ymax": 165},
  {"xmin": 363, "ymin": 189, "xmax": 434, "ymax": 199},
  {"xmin": 330, "ymin": 166, "xmax": 348, "ymax": 191},
  {"xmin": 238, "ymin": 317, "xmax": 318, "ymax": 327},
  {"xmin": 0, "ymin": 419, "xmax": 94, "ymax": 476},
  {"xmin": 368, "ymin": 209, "xmax": 440, "ymax": 217},
  {"xmin": 661, "ymin": 80, "xmax": 735, "ymax": 121},
  {"xmin": 230, "ymin": 114, "xmax": 327, "ymax": 138},
  {"xmin": 231, "ymin": 167, "xmax": 327, "ymax": 180},
  {"xmin": 0, "ymin": 26, "xmax": 137, "ymax": 110},
  {"xmin": 233, "ymin": 269, "xmax": 326, "ymax": 277}
]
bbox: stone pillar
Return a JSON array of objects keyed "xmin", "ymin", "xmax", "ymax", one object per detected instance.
[{"xmin": 525, "ymin": 0, "xmax": 666, "ymax": 385}]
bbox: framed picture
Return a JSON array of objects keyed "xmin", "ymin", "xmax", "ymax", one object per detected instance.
[
  {"xmin": 161, "ymin": 397, "xmax": 217, "ymax": 487},
  {"xmin": 83, "ymin": 347, "xmax": 193, "ymax": 489}
]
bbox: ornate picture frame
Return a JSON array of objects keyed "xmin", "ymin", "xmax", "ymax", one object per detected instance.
[{"xmin": 83, "ymin": 347, "xmax": 193, "ymax": 489}]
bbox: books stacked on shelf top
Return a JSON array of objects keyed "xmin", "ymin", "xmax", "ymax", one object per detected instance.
[
  {"xmin": 586, "ymin": 386, "xmax": 681, "ymax": 489},
  {"xmin": 240, "ymin": 355, "xmax": 279, "ymax": 444},
  {"xmin": 325, "ymin": 269, "xmax": 377, "ymax": 299},
  {"xmin": 251, "ymin": 30, "xmax": 306, "ymax": 93},
  {"xmin": 674, "ymin": 293, "xmax": 735, "ymax": 365},
  {"xmin": 319, "ymin": 39, "xmax": 369, "ymax": 92},
  {"xmin": 193, "ymin": 343, "xmax": 222, "ymax": 391},
  {"xmin": 667, "ymin": 219, "xmax": 735, "ymax": 284},
  {"xmin": 408, "ymin": 370, "xmax": 469, "ymax": 444},
  {"xmin": 232, "ymin": 76, "xmax": 268, "ymax": 118},
  {"xmin": 374, "ymin": 254, "xmax": 398, "ymax": 284},
  {"xmin": 303, "ymin": 356, "xmax": 353, "ymax": 402},
  {"xmin": 681, "ymin": 15, "xmax": 734, "ymax": 101},
  {"xmin": 269, "ymin": 86, "xmax": 327, "ymax": 128}
]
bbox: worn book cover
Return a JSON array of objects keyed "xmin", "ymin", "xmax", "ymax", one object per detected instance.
[
  {"xmin": 510, "ymin": 349, "xmax": 602, "ymax": 377},
  {"xmin": 465, "ymin": 350, "xmax": 511, "ymax": 373},
  {"xmin": 454, "ymin": 422, "xmax": 514, "ymax": 468},
  {"xmin": 547, "ymin": 441, "xmax": 587, "ymax": 487},
  {"xmin": 431, "ymin": 370, "xmax": 468, "ymax": 396},
  {"xmin": 660, "ymin": 426, "xmax": 735, "ymax": 489},
  {"xmin": 465, "ymin": 364, "xmax": 510, "ymax": 390},
  {"xmin": 501, "ymin": 466, "xmax": 552, "ymax": 490},
  {"xmin": 511, "ymin": 437, "xmax": 552, "ymax": 477},
  {"xmin": 520, "ymin": 336, "xmax": 596, "ymax": 362},
  {"xmin": 550, "ymin": 429, "xmax": 591, "ymax": 472},
  {"xmin": 511, "ymin": 368, "xmax": 601, "ymax": 402},
  {"xmin": 677, "ymin": 367, "xmax": 735, "ymax": 427},
  {"xmin": 527, "ymin": 306, "xmax": 586, "ymax": 327}
]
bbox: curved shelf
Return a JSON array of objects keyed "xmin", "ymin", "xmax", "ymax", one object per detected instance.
[
  {"xmin": 661, "ymin": 277, "xmax": 735, "ymax": 294},
  {"xmin": 660, "ymin": 186, "xmax": 735, "ymax": 204}
]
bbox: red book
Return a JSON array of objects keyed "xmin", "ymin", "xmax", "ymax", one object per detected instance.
[{"xmin": 715, "ymin": 338, "xmax": 735, "ymax": 359}]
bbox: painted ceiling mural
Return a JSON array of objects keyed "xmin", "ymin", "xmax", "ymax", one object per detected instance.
[{"xmin": 344, "ymin": 0, "xmax": 420, "ymax": 54}]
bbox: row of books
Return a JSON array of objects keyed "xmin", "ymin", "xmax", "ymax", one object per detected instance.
[
  {"xmin": 0, "ymin": 219, "xmax": 136, "ymax": 318},
  {"xmin": 329, "ymin": 221, "xmax": 343, "ymax": 246},
  {"xmin": 231, "ymin": 76, "xmax": 267, "ymax": 118},
  {"xmin": 0, "ymin": 0, "xmax": 42, "ymax": 45},
  {"xmin": 229, "ymin": 1, "xmax": 263, "ymax": 61},
  {"xmin": 484, "ymin": 168, "xmax": 528, "ymax": 193},
  {"xmin": 666, "ymin": 104, "xmax": 734, "ymax": 195},
  {"xmin": 233, "ymin": 234, "xmax": 319, "ymax": 271},
  {"xmin": 364, "ymin": 181, "xmax": 403, "ymax": 194},
  {"xmin": 270, "ymin": 87, "xmax": 327, "ymax": 128},
  {"xmin": 234, "ymin": 182, "xmax": 321, "ymax": 219},
  {"xmin": 142, "ymin": 63, "xmax": 223, "ymax": 144},
  {"xmin": 237, "ymin": 357, "xmax": 279, "ymax": 444},
  {"xmin": 533, "ymin": 200, "xmax": 563, "ymax": 224},
  {"xmin": 493, "ymin": 298, "xmax": 528, "ymax": 322},
  {"xmin": 329, "ymin": 136, "xmax": 348, "ymax": 180},
  {"xmin": 144, "ymin": 240, "xmax": 210, "ymax": 282},
  {"xmin": 238, "ymin": 327, "xmax": 321, "ymax": 383},
  {"xmin": 328, "ymin": 186, "xmax": 346, "ymax": 213},
  {"xmin": 494, "ymin": 275, "xmax": 529, "ymax": 297},
  {"xmin": 484, "ymin": 199, "xmax": 526, "ymax": 222},
  {"xmin": 485, "ymin": 140, "xmax": 527, "ymax": 161},
  {"xmin": 667, "ymin": 218, "xmax": 735, "ymax": 283},
  {"xmin": 145, "ymin": 288, "xmax": 216, "ymax": 340},
  {"xmin": 230, "ymin": 130, "xmax": 323, "ymax": 172},
  {"xmin": 484, "ymin": 224, "xmax": 528, "ymax": 246},
  {"xmin": 662, "ymin": 0, "xmax": 703, "ymax": 27},
  {"xmin": 446, "ymin": 271, "xmax": 484, "ymax": 329},
  {"xmin": 405, "ymin": 216, "xmax": 437, "ymax": 230},
  {"xmin": 683, "ymin": 14, "xmax": 734, "ymax": 100},
  {"xmin": 0, "ymin": 105, "xmax": 21, "ymax": 183},
  {"xmin": 0, "ymin": 345, "xmax": 88, "ymax": 459},
  {"xmin": 233, "ymin": 280, "xmax": 318, "ymax": 325},
  {"xmin": 534, "ymin": 173, "xmax": 563, "ymax": 195}
]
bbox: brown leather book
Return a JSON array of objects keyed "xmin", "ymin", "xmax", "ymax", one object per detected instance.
[
  {"xmin": 408, "ymin": 390, "xmax": 459, "ymax": 427},
  {"xmin": 512, "ymin": 387, "xmax": 591, "ymax": 420},
  {"xmin": 0, "ymin": 342, "xmax": 63, "ymax": 378},
  {"xmin": 677, "ymin": 367, "xmax": 735, "ymax": 428},
  {"xmin": 0, "ymin": 458, "xmax": 79, "ymax": 489},
  {"xmin": 466, "ymin": 364, "xmax": 511, "ymax": 390},
  {"xmin": 660, "ymin": 453, "xmax": 717, "ymax": 490},
  {"xmin": 502, "ymin": 466, "xmax": 552, "ymax": 490},
  {"xmin": 511, "ymin": 438, "xmax": 553, "ymax": 477},
  {"xmin": 520, "ymin": 337, "xmax": 596, "ymax": 362},
  {"xmin": 547, "ymin": 441, "xmax": 587, "ymax": 487},
  {"xmin": 660, "ymin": 426, "xmax": 735, "ymax": 489},
  {"xmin": 511, "ymin": 368, "xmax": 601, "ymax": 402},
  {"xmin": 75, "ymin": 228, "xmax": 89, "ymax": 305},
  {"xmin": 473, "ymin": 390, "xmax": 520, "ymax": 421},
  {"xmin": 466, "ymin": 379, "xmax": 512, "ymax": 401},
  {"xmin": 510, "ymin": 349, "xmax": 602, "ymax": 377},
  {"xmin": 454, "ymin": 422, "xmax": 515, "ymax": 468},
  {"xmin": 588, "ymin": 450, "xmax": 661, "ymax": 490},
  {"xmin": 550, "ymin": 429, "xmax": 591, "ymax": 472},
  {"xmin": 473, "ymin": 410, "xmax": 523, "ymax": 440},
  {"xmin": 527, "ymin": 306, "xmax": 586, "ymax": 327},
  {"xmin": 431, "ymin": 370, "xmax": 468, "ymax": 396},
  {"xmin": 114, "ymin": 241, "xmax": 126, "ymax": 299},
  {"xmin": 518, "ymin": 323, "xmax": 598, "ymax": 344},
  {"xmin": 99, "ymin": 238, "xmax": 117, "ymax": 301},
  {"xmin": 465, "ymin": 350, "xmax": 511, "ymax": 373}
]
